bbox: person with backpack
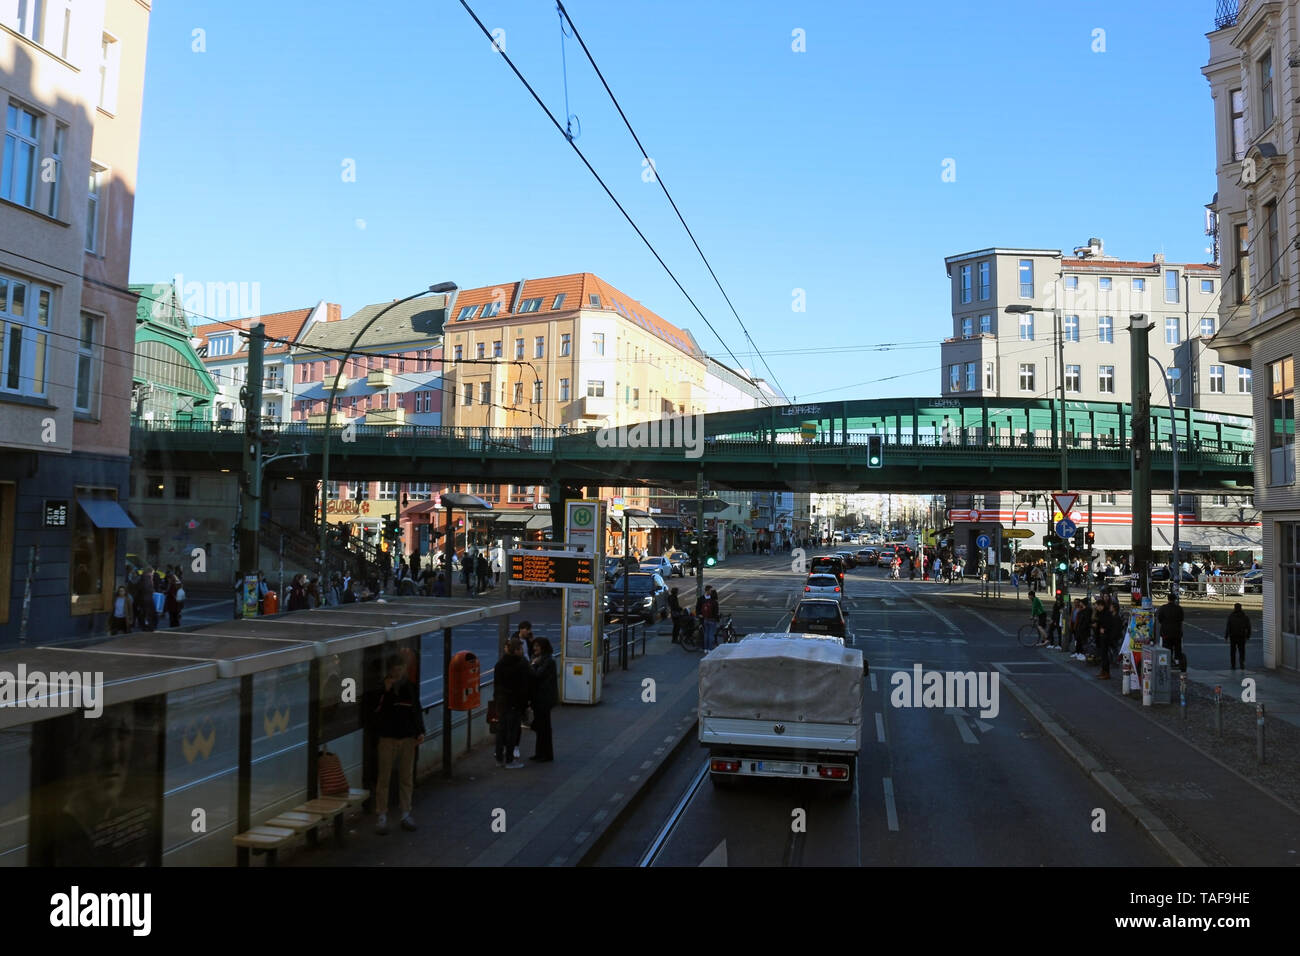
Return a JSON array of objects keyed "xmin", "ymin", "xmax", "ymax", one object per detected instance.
[
  {"xmin": 1225, "ymin": 602, "xmax": 1251, "ymax": 669},
  {"xmin": 696, "ymin": 586, "xmax": 720, "ymax": 650}
]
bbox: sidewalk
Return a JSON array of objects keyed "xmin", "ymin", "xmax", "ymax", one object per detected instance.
[
  {"xmin": 287, "ymin": 621, "xmax": 704, "ymax": 868},
  {"xmin": 973, "ymin": 601, "xmax": 1300, "ymax": 866}
]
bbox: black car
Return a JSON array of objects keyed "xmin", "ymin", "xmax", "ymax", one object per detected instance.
[
  {"xmin": 1242, "ymin": 569, "xmax": 1263, "ymax": 593},
  {"xmin": 809, "ymin": 556, "xmax": 846, "ymax": 584},
  {"xmin": 605, "ymin": 572, "xmax": 669, "ymax": 623},
  {"xmin": 789, "ymin": 598, "xmax": 850, "ymax": 643},
  {"xmin": 604, "ymin": 555, "xmax": 640, "ymax": 585}
]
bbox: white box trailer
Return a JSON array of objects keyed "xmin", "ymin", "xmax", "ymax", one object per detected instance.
[{"xmin": 698, "ymin": 634, "xmax": 865, "ymax": 796}]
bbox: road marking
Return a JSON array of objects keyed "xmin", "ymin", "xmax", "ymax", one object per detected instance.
[
  {"xmin": 573, "ymin": 831, "xmax": 590, "ymax": 843},
  {"xmin": 640, "ymin": 760, "xmax": 652, "ymax": 770},
  {"xmin": 869, "ymin": 672, "xmax": 877, "ymax": 693},
  {"xmin": 700, "ymin": 839, "xmax": 728, "ymax": 867},
  {"xmin": 882, "ymin": 777, "xmax": 900, "ymax": 831},
  {"xmin": 951, "ymin": 712, "xmax": 979, "ymax": 745},
  {"xmin": 875, "ymin": 712, "xmax": 886, "ymax": 742},
  {"xmin": 964, "ymin": 608, "xmax": 1012, "ymax": 638},
  {"xmin": 591, "ymin": 809, "xmax": 608, "ymax": 824}
]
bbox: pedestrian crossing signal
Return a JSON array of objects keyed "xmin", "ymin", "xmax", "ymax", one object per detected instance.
[{"xmin": 867, "ymin": 435, "xmax": 883, "ymax": 469}]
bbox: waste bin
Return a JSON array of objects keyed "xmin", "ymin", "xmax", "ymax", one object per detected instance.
[
  {"xmin": 448, "ymin": 651, "xmax": 480, "ymax": 711},
  {"xmin": 263, "ymin": 589, "xmax": 279, "ymax": 615},
  {"xmin": 1151, "ymin": 646, "xmax": 1172, "ymax": 704}
]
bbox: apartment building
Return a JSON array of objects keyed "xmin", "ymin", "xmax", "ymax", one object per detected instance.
[
  {"xmin": 940, "ymin": 240, "xmax": 1259, "ymax": 565},
  {"xmin": 0, "ymin": 1, "xmax": 149, "ymax": 646},
  {"xmin": 1204, "ymin": 0, "xmax": 1300, "ymax": 670}
]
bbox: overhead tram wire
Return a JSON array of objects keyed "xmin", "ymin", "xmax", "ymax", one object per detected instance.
[
  {"xmin": 554, "ymin": 0, "xmax": 787, "ymax": 402},
  {"xmin": 456, "ymin": 0, "xmax": 762, "ymax": 402}
]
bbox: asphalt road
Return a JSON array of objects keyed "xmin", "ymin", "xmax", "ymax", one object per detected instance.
[{"xmin": 593, "ymin": 552, "xmax": 1175, "ymax": 866}]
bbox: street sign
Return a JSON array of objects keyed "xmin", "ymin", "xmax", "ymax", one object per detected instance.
[
  {"xmin": 975, "ymin": 534, "xmax": 990, "ymax": 549},
  {"xmin": 1003, "ymin": 528, "xmax": 1035, "ymax": 539},
  {"xmin": 1051, "ymin": 493, "xmax": 1078, "ymax": 518},
  {"xmin": 1055, "ymin": 518, "xmax": 1077, "ymax": 538}
]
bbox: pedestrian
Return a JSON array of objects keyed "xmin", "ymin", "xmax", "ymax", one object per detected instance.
[
  {"xmin": 109, "ymin": 585, "xmax": 133, "ymax": 635},
  {"xmin": 1225, "ymin": 602, "xmax": 1251, "ymax": 669},
  {"xmin": 1048, "ymin": 593, "xmax": 1066, "ymax": 648},
  {"xmin": 134, "ymin": 565, "xmax": 155, "ymax": 631},
  {"xmin": 432, "ymin": 572, "xmax": 447, "ymax": 597},
  {"xmin": 286, "ymin": 573, "xmax": 308, "ymax": 612},
  {"xmin": 476, "ymin": 551, "xmax": 491, "ymax": 593},
  {"xmin": 511, "ymin": 620, "xmax": 535, "ymax": 663},
  {"xmin": 493, "ymin": 636, "xmax": 530, "ymax": 769},
  {"xmin": 696, "ymin": 585, "xmax": 720, "ymax": 649},
  {"xmin": 1156, "ymin": 591, "xmax": 1186, "ymax": 671},
  {"xmin": 164, "ymin": 571, "xmax": 185, "ymax": 628},
  {"xmin": 668, "ymin": 587, "xmax": 684, "ymax": 643},
  {"xmin": 528, "ymin": 637, "xmax": 557, "ymax": 762},
  {"xmin": 371, "ymin": 653, "xmax": 425, "ymax": 834},
  {"xmin": 1029, "ymin": 589, "xmax": 1047, "ymax": 645},
  {"xmin": 932, "ymin": 555, "xmax": 942, "ymax": 583},
  {"xmin": 461, "ymin": 551, "xmax": 474, "ymax": 596},
  {"xmin": 325, "ymin": 573, "xmax": 342, "ymax": 606},
  {"xmin": 492, "ymin": 544, "xmax": 505, "ymax": 587}
]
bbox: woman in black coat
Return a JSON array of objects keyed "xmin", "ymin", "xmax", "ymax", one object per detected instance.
[{"xmin": 528, "ymin": 637, "xmax": 558, "ymax": 762}]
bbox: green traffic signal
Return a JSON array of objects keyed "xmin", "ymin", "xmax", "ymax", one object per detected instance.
[{"xmin": 706, "ymin": 556, "xmax": 717, "ymax": 567}]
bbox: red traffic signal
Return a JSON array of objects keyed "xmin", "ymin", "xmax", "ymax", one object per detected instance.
[{"xmin": 1085, "ymin": 530, "xmax": 1096, "ymax": 547}]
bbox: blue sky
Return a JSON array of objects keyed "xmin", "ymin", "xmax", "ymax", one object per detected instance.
[{"xmin": 129, "ymin": 0, "xmax": 1222, "ymax": 402}]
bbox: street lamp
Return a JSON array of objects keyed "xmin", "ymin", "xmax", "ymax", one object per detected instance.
[
  {"xmin": 1147, "ymin": 353, "xmax": 1182, "ymax": 599},
  {"xmin": 317, "ymin": 282, "xmax": 457, "ymax": 573}
]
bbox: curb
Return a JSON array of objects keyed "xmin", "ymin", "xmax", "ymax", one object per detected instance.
[{"xmin": 996, "ymin": 668, "xmax": 1207, "ymax": 867}]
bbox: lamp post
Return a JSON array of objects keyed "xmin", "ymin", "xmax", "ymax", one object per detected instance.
[
  {"xmin": 317, "ymin": 283, "xmax": 457, "ymax": 574},
  {"xmin": 1147, "ymin": 353, "xmax": 1182, "ymax": 600}
]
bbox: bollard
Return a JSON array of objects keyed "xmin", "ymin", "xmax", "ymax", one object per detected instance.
[
  {"xmin": 1179, "ymin": 672, "xmax": 1187, "ymax": 721},
  {"xmin": 1141, "ymin": 659, "xmax": 1152, "ymax": 707},
  {"xmin": 1121, "ymin": 655, "xmax": 1133, "ymax": 695},
  {"xmin": 1214, "ymin": 685, "xmax": 1223, "ymax": 736},
  {"xmin": 1257, "ymin": 702, "xmax": 1266, "ymax": 764}
]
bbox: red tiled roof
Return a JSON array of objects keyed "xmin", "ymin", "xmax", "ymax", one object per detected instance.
[
  {"xmin": 447, "ymin": 273, "xmax": 700, "ymax": 358},
  {"xmin": 192, "ymin": 308, "xmax": 314, "ymax": 357}
]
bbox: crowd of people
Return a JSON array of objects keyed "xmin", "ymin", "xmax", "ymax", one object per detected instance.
[{"xmin": 111, "ymin": 563, "xmax": 186, "ymax": 634}]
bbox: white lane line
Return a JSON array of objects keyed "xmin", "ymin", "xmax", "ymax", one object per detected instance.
[
  {"xmin": 869, "ymin": 672, "xmax": 878, "ymax": 693},
  {"xmin": 882, "ymin": 777, "xmax": 900, "ymax": 832},
  {"xmin": 965, "ymin": 607, "xmax": 1013, "ymax": 638},
  {"xmin": 951, "ymin": 713, "xmax": 979, "ymax": 745},
  {"xmin": 875, "ymin": 712, "xmax": 886, "ymax": 743},
  {"xmin": 910, "ymin": 596, "xmax": 960, "ymax": 633}
]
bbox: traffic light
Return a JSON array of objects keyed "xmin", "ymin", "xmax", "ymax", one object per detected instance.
[
  {"xmin": 1085, "ymin": 529, "xmax": 1095, "ymax": 548},
  {"xmin": 1055, "ymin": 554, "xmax": 1069, "ymax": 575},
  {"xmin": 1043, "ymin": 533, "xmax": 1060, "ymax": 549},
  {"xmin": 867, "ymin": 435, "xmax": 883, "ymax": 469}
]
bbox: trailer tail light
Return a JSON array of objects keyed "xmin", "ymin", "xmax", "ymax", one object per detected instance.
[
  {"xmin": 711, "ymin": 758, "xmax": 741, "ymax": 774},
  {"xmin": 817, "ymin": 765, "xmax": 849, "ymax": 780}
]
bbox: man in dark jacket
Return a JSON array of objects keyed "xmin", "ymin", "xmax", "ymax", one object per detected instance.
[
  {"xmin": 668, "ymin": 587, "xmax": 684, "ymax": 643},
  {"xmin": 528, "ymin": 637, "xmax": 558, "ymax": 761},
  {"xmin": 1226, "ymin": 602, "xmax": 1251, "ymax": 669},
  {"xmin": 1157, "ymin": 591, "xmax": 1186, "ymax": 670},
  {"xmin": 493, "ymin": 637, "xmax": 530, "ymax": 769},
  {"xmin": 372, "ymin": 654, "xmax": 425, "ymax": 834}
]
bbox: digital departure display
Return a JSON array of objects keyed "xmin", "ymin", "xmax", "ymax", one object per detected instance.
[{"xmin": 509, "ymin": 552, "xmax": 595, "ymax": 586}]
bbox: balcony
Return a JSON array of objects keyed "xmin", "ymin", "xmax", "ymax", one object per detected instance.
[
  {"xmin": 327, "ymin": 374, "xmax": 349, "ymax": 389},
  {"xmin": 365, "ymin": 408, "xmax": 405, "ymax": 426},
  {"xmin": 263, "ymin": 376, "xmax": 285, "ymax": 392},
  {"xmin": 366, "ymin": 369, "xmax": 394, "ymax": 389},
  {"xmin": 578, "ymin": 394, "xmax": 614, "ymax": 419},
  {"xmin": 1215, "ymin": 0, "xmax": 1238, "ymax": 30}
]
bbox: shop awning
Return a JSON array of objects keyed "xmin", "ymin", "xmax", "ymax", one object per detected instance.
[
  {"xmin": 77, "ymin": 498, "xmax": 136, "ymax": 529},
  {"xmin": 525, "ymin": 514, "xmax": 552, "ymax": 531},
  {"xmin": 610, "ymin": 514, "xmax": 655, "ymax": 529},
  {"xmin": 493, "ymin": 513, "xmax": 531, "ymax": 529},
  {"xmin": 652, "ymin": 516, "xmax": 683, "ymax": 530},
  {"xmin": 1155, "ymin": 525, "xmax": 1261, "ymax": 553}
]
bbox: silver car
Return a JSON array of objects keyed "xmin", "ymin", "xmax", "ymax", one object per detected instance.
[
  {"xmin": 640, "ymin": 557, "xmax": 674, "ymax": 579},
  {"xmin": 803, "ymin": 573, "xmax": 844, "ymax": 602}
]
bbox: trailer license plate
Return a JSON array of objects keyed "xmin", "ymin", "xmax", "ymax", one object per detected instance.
[{"xmin": 758, "ymin": 761, "xmax": 799, "ymax": 775}]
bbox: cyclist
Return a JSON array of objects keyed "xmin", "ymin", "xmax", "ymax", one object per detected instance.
[{"xmin": 1029, "ymin": 589, "xmax": 1048, "ymax": 646}]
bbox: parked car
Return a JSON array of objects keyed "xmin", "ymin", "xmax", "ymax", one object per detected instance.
[
  {"xmin": 606, "ymin": 572, "xmax": 669, "ymax": 623},
  {"xmin": 1243, "ymin": 568, "xmax": 1263, "ymax": 593},
  {"xmin": 803, "ymin": 572, "xmax": 844, "ymax": 602},
  {"xmin": 665, "ymin": 551, "xmax": 690, "ymax": 576},
  {"xmin": 640, "ymin": 556, "xmax": 674, "ymax": 579},
  {"xmin": 789, "ymin": 598, "xmax": 850, "ymax": 643}
]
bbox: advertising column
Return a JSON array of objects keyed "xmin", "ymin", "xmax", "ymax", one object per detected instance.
[{"xmin": 563, "ymin": 499, "xmax": 604, "ymax": 704}]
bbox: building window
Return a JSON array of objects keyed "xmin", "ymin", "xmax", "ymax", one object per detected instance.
[
  {"xmin": 171, "ymin": 476, "xmax": 191, "ymax": 500},
  {"xmin": 1167, "ymin": 367, "xmax": 1181, "ymax": 396},
  {"xmin": 1099, "ymin": 277, "xmax": 1112, "ymax": 291},
  {"xmin": 587, "ymin": 379, "xmax": 605, "ymax": 397},
  {"xmin": 532, "ymin": 380, "xmax": 544, "ymax": 404},
  {"xmin": 1260, "ymin": 49, "xmax": 1275, "ymax": 130},
  {"xmin": 979, "ymin": 314, "xmax": 991, "ymax": 334},
  {"xmin": 456, "ymin": 305, "xmax": 478, "ymax": 321},
  {"xmin": 1234, "ymin": 223, "xmax": 1251, "ymax": 303},
  {"xmin": 46, "ymin": 122, "xmax": 66, "ymax": 218},
  {"xmin": 1018, "ymin": 259, "xmax": 1033, "ymax": 298},
  {"xmin": 378, "ymin": 482, "xmax": 398, "ymax": 500},
  {"xmin": 1065, "ymin": 364, "xmax": 1080, "ymax": 393},
  {"xmin": 1201, "ymin": 317, "xmax": 1217, "ymax": 338},
  {"xmin": 98, "ymin": 33, "xmax": 121, "ymax": 112},
  {"xmin": 1165, "ymin": 317, "xmax": 1180, "ymax": 345},
  {"xmin": 552, "ymin": 293, "xmax": 566, "ymax": 310},
  {"xmin": 1098, "ymin": 365, "xmax": 1115, "ymax": 394},
  {"xmin": 492, "ymin": 340, "xmax": 502, "ymax": 358},
  {"xmin": 512, "ymin": 382, "xmax": 523, "ymax": 405},
  {"xmin": 1132, "ymin": 278, "xmax": 1146, "ymax": 292},
  {"xmin": 480, "ymin": 301, "xmax": 502, "ymax": 318},
  {"xmin": 75, "ymin": 312, "xmax": 99, "ymax": 413},
  {"xmin": 559, "ymin": 377, "xmax": 570, "ymax": 401},
  {"xmin": 1230, "ymin": 88, "xmax": 1246, "ymax": 161},
  {"xmin": 534, "ymin": 335, "xmax": 545, "ymax": 358},
  {"xmin": 453, "ymin": 344, "xmax": 463, "ymax": 362},
  {"xmin": 70, "ymin": 489, "xmax": 119, "ymax": 614},
  {"xmin": 147, "ymin": 475, "xmax": 165, "ymax": 499},
  {"xmin": 1018, "ymin": 363, "xmax": 1035, "ymax": 392},
  {"xmin": 960, "ymin": 265, "xmax": 972, "ymax": 303},
  {"xmin": 1099, "ymin": 492, "xmax": 1117, "ymax": 505},
  {"xmin": 355, "ymin": 482, "xmax": 369, "ymax": 500},
  {"xmin": 0, "ymin": 272, "xmax": 51, "ymax": 398},
  {"xmin": 978, "ymin": 262, "xmax": 990, "ymax": 300},
  {"xmin": 984, "ymin": 361, "xmax": 994, "ymax": 389},
  {"xmin": 1209, "ymin": 365, "xmax": 1225, "ymax": 393},
  {"xmin": 475, "ymin": 342, "xmax": 485, "ymax": 359},
  {"xmin": 1201, "ymin": 279, "xmax": 1215, "ymax": 294},
  {"xmin": 965, "ymin": 362, "xmax": 976, "ymax": 391},
  {"xmin": 2, "ymin": 102, "xmax": 40, "ymax": 209},
  {"xmin": 1018, "ymin": 314, "xmax": 1034, "ymax": 341},
  {"xmin": 949, "ymin": 364, "xmax": 960, "ymax": 392},
  {"xmin": 560, "ymin": 332, "xmax": 571, "ymax": 356},
  {"xmin": 592, "ymin": 332, "xmax": 605, "ymax": 356},
  {"xmin": 1064, "ymin": 314, "xmax": 1079, "ymax": 342},
  {"xmin": 1098, "ymin": 315, "xmax": 1113, "ymax": 343},
  {"xmin": 1270, "ymin": 357, "xmax": 1294, "ymax": 485},
  {"xmin": 1265, "ymin": 200, "xmax": 1280, "ymax": 289},
  {"xmin": 479, "ymin": 381, "xmax": 490, "ymax": 405},
  {"xmin": 1165, "ymin": 270, "xmax": 1179, "ymax": 303},
  {"xmin": 961, "ymin": 317, "xmax": 973, "ymax": 338},
  {"xmin": 631, "ymin": 387, "xmax": 640, "ymax": 409},
  {"xmin": 1239, "ymin": 367, "xmax": 1252, "ymax": 393},
  {"xmin": 517, "ymin": 297, "xmax": 543, "ymax": 313},
  {"xmin": 463, "ymin": 383, "xmax": 473, "ymax": 406}
]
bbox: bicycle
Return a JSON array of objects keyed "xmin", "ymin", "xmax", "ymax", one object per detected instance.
[
  {"xmin": 678, "ymin": 614, "xmax": 702, "ymax": 652},
  {"xmin": 718, "ymin": 615, "xmax": 744, "ymax": 644},
  {"xmin": 1018, "ymin": 618, "xmax": 1046, "ymax": 647}
]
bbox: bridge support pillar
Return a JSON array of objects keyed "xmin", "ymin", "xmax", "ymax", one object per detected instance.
[
  {"xmin": 550, "ymin": 481, "xmax": 584, "ymax": 546},
  {"xmin": 1130, "ymin": 315, "xmax": 1153, "ymax": 597}
]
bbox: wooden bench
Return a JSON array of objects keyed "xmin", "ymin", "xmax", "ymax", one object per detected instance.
[
  {"xmin": 233, "ymin": 825, "xmax": 296, "ymax": 866},
  {"xmin": 233, "ymin": 788, "xmax": 371, "ymax": 865}
]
